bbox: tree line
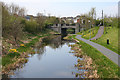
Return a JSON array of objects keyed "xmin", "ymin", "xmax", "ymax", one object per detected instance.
[
  {"xmin": 78, "ymin": 7, "xmax": 118, "ymax": 31},
  {"xmin": 2, "ymin": 2, "xmax": 118, "ymax": 43},
  {"xmin": 2, "ymin": 2, "xmax": 60, "ymax": 44}
]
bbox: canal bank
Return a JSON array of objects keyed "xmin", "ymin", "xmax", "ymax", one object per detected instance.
[
  {"xmin": 9, "ymin": 35, "xmax": 77, "ymax": 78},
  {"xmin": 3, "ymin": 34, "xmax": 98, "ymax": 78},
  {"xmin": 66, "ymin": 34, "xmax": 119, "ymax": 78},
  {"xmin": 2, "ymin": 29, "xmax": 57, "ymax": 77},
  {"xmin": 2, "ymin": 33, "xmax": 119, "ymax": 78}
]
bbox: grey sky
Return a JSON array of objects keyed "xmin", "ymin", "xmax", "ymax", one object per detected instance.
[{"xmin": 1, "ymin": 0, "xmax": 119, "ymax": 18}]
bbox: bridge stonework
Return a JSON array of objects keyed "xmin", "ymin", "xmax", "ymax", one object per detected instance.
[
  {"xmin": 51, "ymin": 24, "xmax": 80, "ymax": 34},
  {"xmin": 75, "ymin": 23, "xmax": 79, "ymax": 34}
]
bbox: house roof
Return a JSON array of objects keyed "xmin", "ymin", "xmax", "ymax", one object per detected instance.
[{"xmin": 25, "ymin": 16, "xmax": 30, "ymax": 19}]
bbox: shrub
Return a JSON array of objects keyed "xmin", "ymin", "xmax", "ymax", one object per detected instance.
[{"xmin": 24, "ymin": 20, "xmax": 38, "ymax": 34}]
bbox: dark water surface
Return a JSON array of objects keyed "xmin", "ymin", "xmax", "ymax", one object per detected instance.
[{"xmin": 10, "ymin": 35, "xmax": 83, "ymax": 78}]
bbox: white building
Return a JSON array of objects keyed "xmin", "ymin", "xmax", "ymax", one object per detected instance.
[{"xmin": 73, "ymin": 15, "xmax": 80, "ymax": 23}]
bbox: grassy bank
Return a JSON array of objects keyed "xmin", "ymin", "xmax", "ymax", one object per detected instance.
[
  {"xmin": 68, "ymin": 35, "xmax": 119, "ymax": 78},
  {"xmin": 2, "ymin": 35, "xmax": 47, "ymax": 66},
  {"xmin": 2, "ymin": 29, "xmax": 55, "ymax": 67},
  {"xmin": 77, "ymin": 26, "xmax": 99, "ymax": 40},
  {"xmin": 92, "ymin": 27, "xmax": 119, "ymax": 54}
]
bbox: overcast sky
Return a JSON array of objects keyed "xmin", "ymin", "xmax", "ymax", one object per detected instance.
[{"xmin": 1, "ymin": 0, "xmax": 119, "ymax": 18}]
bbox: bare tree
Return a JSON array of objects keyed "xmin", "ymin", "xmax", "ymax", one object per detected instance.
[
  {"xmin": 36, "ymin": 13, "xmax": 46, "ymax": 31},
  {"xmin": 10, "ymin": 17, "xmax": 23, "ymax": 44},
  {"xmin": 8, "ymin": 3, "xmax": 26, "ymax": 17},
  {"xmin": 8, "ymin": 3, "xmax": 19, "ymax": 15},
  {"xmin": 88, "ymin": 8, "xmax": 96, "ymax": 34},
  {"xmin": 18, "ymin": 7, "xmax": 26, "ymax": 17},
  {"xmin": 89, "ymin": 8, "xmax": 96, "ymax": 27},
  {"xmin": 2, "ymin": 3, "xmax": 25, "ymax": 45}
]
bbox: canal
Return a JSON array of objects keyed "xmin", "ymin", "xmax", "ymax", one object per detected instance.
[{"xmin": 9, "ymin": 35, "xmax": 85, "ymax": 78}]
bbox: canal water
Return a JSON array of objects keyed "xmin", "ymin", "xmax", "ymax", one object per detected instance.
[{"xmin": 9, "ymin": 35, "xmax": 84, "ymax": 78}]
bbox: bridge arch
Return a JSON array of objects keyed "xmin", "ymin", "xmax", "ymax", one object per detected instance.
[{"xmin": 51, "ymin": 24, "xmax": 80, "ymax": 35}]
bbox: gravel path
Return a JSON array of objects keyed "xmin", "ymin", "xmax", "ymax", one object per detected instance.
[
  {"xmin": 91, "ymin": 26, "xmax": 104, "ymax": 40},
  {"xmin": 76, "ymin": 35, "xmax": 120, "ymax": 67}
]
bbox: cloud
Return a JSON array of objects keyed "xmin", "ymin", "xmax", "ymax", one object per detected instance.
[{"xmin": 0, "ymin": 0, "xmax": 118, "ymax": 17}]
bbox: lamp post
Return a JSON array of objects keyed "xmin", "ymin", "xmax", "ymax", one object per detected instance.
[{"xmin": 88, "ymin": 20, "xmax": 91, "ymax": 40}]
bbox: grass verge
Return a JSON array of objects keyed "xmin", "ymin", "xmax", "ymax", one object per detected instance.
[
  {"xmin": 92, "ymin": 27, "xmax": 119, "ymax": 54},
  {"xmin": 77, "ymin": 26, "xmax": 99, "ymax": 40},
  {"xmin": 69, "ymin": 35, "xmax": 119, "ymax": 78}
]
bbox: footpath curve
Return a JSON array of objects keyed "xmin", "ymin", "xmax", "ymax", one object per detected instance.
[
  {"xmin": 76, "ymin": 35, "xmax": 120, "ymax": 67},
  {"xmin": 91, "ymin": 26, "xmax": 104, "ymax": 40}
]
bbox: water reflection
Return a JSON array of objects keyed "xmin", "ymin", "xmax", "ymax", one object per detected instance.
[
  {"xmin": 2, "ymin": 34, "xmax": 98, "ymax": 78},
  {"xmin": 34, "ymin": 35, "xmax": 74, "ymax": 57},
  {"xmin": 9, "ymin": 35, "xmax": 80, "ymax": 78},
  {"xmin": 34, "ymin": 35, "xmax": 64, "ymax": 60},
  {"xmin": 9, "ymin": 35, "xmax": 97, "ymax": 78}
]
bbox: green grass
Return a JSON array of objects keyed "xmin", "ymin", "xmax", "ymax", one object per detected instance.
[
  {"xmin": 68, "ymin": 35, "xmax": 119, "ymax": 78},
  {"xmin": 17, "ymin": 36, "xmax": 42, "ymax": 52},
  {"xmin": 2, "ymin": 56, "xmax": 15, "ymax": 66},
  {"xmin": 92, "ymin": 27, "xmax": 119, "ymax": 54},
  {"xmin": 77, "ymin": 26, "xmax": 99, "ymax": 39},
  {"xmin": 2, "ymin": 32, "xmax": 51, "ymax": 67},
  {"xmin": 17, "ymin": 34, "xmax": 50, "ymax": 53},
  {"xmin": 2, "ymin": 52, "xmax": 20, "ymax": 66},
  {"xmin": 67, "ymin": 28, "xmax": 75, "ymax": 34},
  {"xmin": 68, "ymin": 34, "xmax": 76, "ymax": 39}
]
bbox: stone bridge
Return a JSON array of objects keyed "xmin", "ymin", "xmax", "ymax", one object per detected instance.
[{"xmin": 50, "ymin": 24, "xmax": 80, "ymax": 34}]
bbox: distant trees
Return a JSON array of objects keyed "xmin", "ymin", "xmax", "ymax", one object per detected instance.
[
  {"xmin": 87, "ymin": 7, "xmax": 96, "ymax": 28},
  {"xmin": 60, "ymin": 19, "xmax": 65, "ymax": 24},
  {"xmin": 8, "ymin": 3, "xmax": 26, "ymax": 17},
  {"xmin": 45, "ymin": 16, "xmax": 60, "ymax": 27},
  {"xmin": 78, "ymin": 8, "xmax": 96, "ymax": 31},
  {"xmin": 2, "ymin": 2, "xmax": 61, "ymax": 44},
  {"xmin": 25, "ymin": 20, "xmax": 38, "ymax": 34},
  {"xmin": 104, "ymin": 15, "xmax": 118, "ymax": 28},
  {"xmin": 65, "ymin": 19, "xmax": 74, "ymax": 25},
  {"xmin": 36, "ymin": 13, "xmax": 46, "ymax": 31},
  {"xmin": 79, "ymin": 14, "xmax": 91, "ymax": 30},
  {"xmin": 111, "ymin": 17, "xmax": 118, "ymax": 28}
]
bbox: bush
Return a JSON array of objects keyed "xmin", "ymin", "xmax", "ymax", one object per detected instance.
[
  {"xmin": 45, "ymin": 22, "xmax": 53, "ymax": 28},
  {"xmin": 25, "ymin": 20, "xmax": 39, "ymax": 34}
]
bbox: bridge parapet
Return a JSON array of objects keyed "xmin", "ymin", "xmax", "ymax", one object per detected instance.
[
  {"xmin": 51, "ymin": 24, "xmax": 80, "ymax": 34},
  {"xmin": 61, "ymin": 26, "xmax": 76, "ymax": 28}
]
